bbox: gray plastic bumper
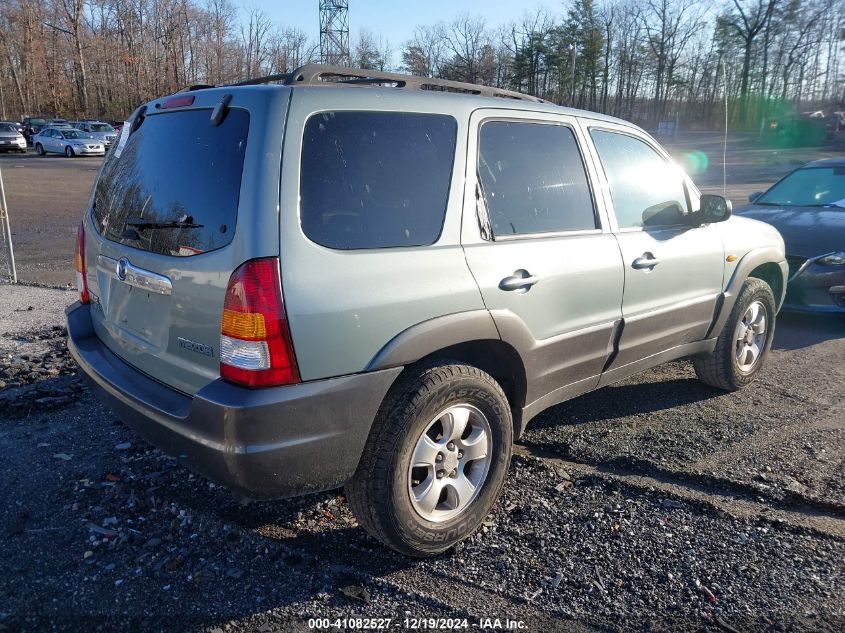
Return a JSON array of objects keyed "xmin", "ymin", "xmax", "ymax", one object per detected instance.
[{"xmin": 66, "ymin": 302, "xmax": 401, "ymax": 499}]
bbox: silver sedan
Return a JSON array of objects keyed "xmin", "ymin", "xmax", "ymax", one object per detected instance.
[{"xmin": 33, "ymin": 127, "xmax": 105, "ymax": 157}]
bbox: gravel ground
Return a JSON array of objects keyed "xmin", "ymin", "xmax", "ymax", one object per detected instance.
[{"xmin": 1, "ymin": 285, "xmax": 844, "ymax": 632}]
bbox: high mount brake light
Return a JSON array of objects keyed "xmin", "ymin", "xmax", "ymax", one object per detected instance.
[
  {"xmin": 161, "ymin": 95, "xmax": 195, "ymax": 109},
  {"xmin": 75, "ymin": 223, "xmax": 90, "ymax": 304},
  {"xmin": 219, "ymin": 258, "xmax": 300, "ymax": 388}
]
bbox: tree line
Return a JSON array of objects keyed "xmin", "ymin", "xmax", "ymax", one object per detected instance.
[{"xmin": 0, "ymin": 0, "xmax": 842, "ymax": 130}]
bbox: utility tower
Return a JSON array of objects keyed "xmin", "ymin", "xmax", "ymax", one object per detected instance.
[{"xmin": 319, "ymin": 1, "xmax": 350, "ymax": 67}]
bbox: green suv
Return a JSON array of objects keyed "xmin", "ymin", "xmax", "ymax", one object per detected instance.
[{"xmin": 66, "ymin": 65, "xmax": 788, "ymax": 556}]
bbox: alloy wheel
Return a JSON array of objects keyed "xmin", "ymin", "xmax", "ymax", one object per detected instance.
[
  {"xmin": 734, "ymin": 300, "xmax": 767, "ymax": 372},
  {"xmin": 407, "ymin": 404, "xmax": 492, "ymax": 523}
]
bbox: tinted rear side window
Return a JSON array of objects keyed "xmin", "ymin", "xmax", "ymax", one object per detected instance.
[
  {"xmin": 92, "ymin": 108, "xmax": 249, "ymax": 256},
  {"xmin": 300, "ymin": 111, "xmax": 458, "ymax": 249},
  {"xmin": 478, "ymin": 121, "xmax": 597, "ymax": 236}
]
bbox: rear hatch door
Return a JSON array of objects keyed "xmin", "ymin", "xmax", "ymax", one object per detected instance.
[{"xmin": 84, "ymin": 87, "xmax": 288, "ymax": 395}]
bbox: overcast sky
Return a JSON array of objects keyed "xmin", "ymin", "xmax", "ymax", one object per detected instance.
[{"xmin": 247, "ymin": 0, "xmax": 550, "ymax": 48}]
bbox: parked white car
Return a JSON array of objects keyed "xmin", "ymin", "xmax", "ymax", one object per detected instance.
[
  {"xmin": 0, "ymin": 123, "xmax": 27, "ymax": 153},
  {"xmin": 33, "ymin": 127, "xmax": 105, "ymax": 157}
]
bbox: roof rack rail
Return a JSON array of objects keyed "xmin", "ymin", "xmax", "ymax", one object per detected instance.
[
  {"xmin": 178, "ymin": 84, "xmax": 215, "ymax": 93},
  {"xmin": 226, "ymin": 64, "xmax": 544, "ymax": 103}
]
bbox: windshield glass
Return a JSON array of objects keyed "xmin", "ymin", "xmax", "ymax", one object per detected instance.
[
  {"xmin": 0, "ymin": 124, "xmax": 16, "ymax": 133},
  {"xmin": 757, "ymin": 166, "xmax": 845, "ymax": 208},
  {"xmin": 63, "ymin": 130, "xmax": 82, "ymax": 139},
  {"xmin": 29, "ymin": 119, "xmax": 46, "ymax": 126},
  {"xmin": 89, "ymin": 123, "xmax": 114, "ymax": 132}
]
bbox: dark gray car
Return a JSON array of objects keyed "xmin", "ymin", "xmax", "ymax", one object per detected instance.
[
  {"xmin": 736, "ymin": 158, "xmax": 845, "ymax": 313},
  {"xmin": 65, "ymin": 64, "xmax": 788, "ymax": 556}
]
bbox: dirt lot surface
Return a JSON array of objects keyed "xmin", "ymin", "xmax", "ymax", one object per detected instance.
[
  {"xmin": 1, "ymin": 152, "xmax": 101, "ymax": 286},
  {"xmin": 1, "ymin": 285, "xmax": 843, "ymax": 632},
  {"xmin": 2, "ymin": 132, "xmax": 845, "ymax": 286}
]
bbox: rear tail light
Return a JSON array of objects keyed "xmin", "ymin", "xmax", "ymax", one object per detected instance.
[
  {"xmin": 75, "ymin": 223, "xmax": 90, "ymax": 304},
  {"xmin": 219, "ymin": 258, "xmax": 300, "ymax": 388}
]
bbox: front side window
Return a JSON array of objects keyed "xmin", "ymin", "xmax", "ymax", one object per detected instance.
[
  {"xmin": 478, "ymin": 121, "xmax": 597, "ymax": 236},
  {"xmin": 591, "ymin": 130, "xmax": 688, "ymax": 229},
  {"xmin": 300, "ymin": 111, "xmax": 457, "ymax": 250}
]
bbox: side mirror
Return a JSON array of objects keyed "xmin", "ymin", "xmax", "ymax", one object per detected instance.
[
  {"xmin": 748, "ymin": 191, "xmax": 763, "ymax": 203},
  {"xmin": 699, "ymin": 194, "xmax": 732, "ymax": 223}
]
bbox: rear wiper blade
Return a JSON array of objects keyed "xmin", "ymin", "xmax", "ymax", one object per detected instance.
[{"xmin": 125, "ymin": 217, "xmax": 204, "ymax": 230}]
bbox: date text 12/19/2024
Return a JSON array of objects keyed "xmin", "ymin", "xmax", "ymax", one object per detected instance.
[{"xmin": 308, "ymin": 617, "xmax": 528, "ymax": 630}]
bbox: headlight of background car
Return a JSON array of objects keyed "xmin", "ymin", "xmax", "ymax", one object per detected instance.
[{"xmin": 817, "ymin": 252, "xmax": 845, "ymax": 266}]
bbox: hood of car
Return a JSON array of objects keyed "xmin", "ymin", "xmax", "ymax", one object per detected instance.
[
  {"xmin": 0, "ymin": 131, "xmax": 21, "ymax": 139},
  {"xmin": 735, "ymin": 203, "xmax": 845, "ymax": 258}
]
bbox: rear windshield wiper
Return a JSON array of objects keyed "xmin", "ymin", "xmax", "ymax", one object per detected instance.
[{"xmin": 125, "ymin": 217, "xmax": 204, "ymax": 230}]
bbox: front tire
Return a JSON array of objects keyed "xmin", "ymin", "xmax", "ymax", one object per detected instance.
[
  {"xmin": 35, "ymin": 143, "xmax": 45, "ymax": 156},
  {"xmin": 65, "ymin": 146, "xmax": 75, "ymax": 158},
  {"xmin": 346, "ymin": 361, "xmax": 513, "ymax": 557},
  {"xmin": 694, "ymin": 278, "xmax": 776, "ymax": 390}
]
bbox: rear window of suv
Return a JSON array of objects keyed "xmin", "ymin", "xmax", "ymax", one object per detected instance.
[
  {"xmin": 300, "ymin": 111, "xmax": 458, "ymax": 249},
  {"xmin": 92, "ymin": 108, "xmax": 249, "ymax": 256}
]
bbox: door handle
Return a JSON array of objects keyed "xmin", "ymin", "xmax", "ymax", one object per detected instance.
[
  {"xmin": 499, "ymin": 270, "xmax": 540, "ymax": 292},
  {"xmin": 632, "ymin": 254, "xmax": 661, "ymax": 269}
]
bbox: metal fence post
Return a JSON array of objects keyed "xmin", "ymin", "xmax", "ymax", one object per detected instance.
[{"xmin": 0, "ymin": 165, "xmax": 18, "ymax": 284}]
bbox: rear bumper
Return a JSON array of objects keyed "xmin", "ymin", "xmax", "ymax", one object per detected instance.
[{"xmin": 66, "ymin": 302, "xmax": 402, "ymax": 499}]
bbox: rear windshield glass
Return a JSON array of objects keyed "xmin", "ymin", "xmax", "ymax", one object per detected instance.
[
  {"xmin": 92, "ymin": 108, "xmax": 249, "ymax": 256},
  {"xmin": 300, "ymin": 111, "xmax": 458, "ymax": 249}
]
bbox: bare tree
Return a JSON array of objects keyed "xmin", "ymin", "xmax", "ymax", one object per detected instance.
[
  {"xmin": 401, "ymin": 24, "xmax": 446, "ymax": 77},
  {"xmin": 439, "ymin": 14, "xmax": 489, "ymax": 84}
]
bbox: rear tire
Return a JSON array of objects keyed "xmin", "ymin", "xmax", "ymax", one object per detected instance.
[
  {"xmin": 694, "ymin": 278, "xmax": 776, "ymax": 390},
  {"xmin": 65, "ymin": 146, "xmax": 75, "ymax": 158},
  {"xmin": 35, "ymin": 143, "xmax": 44, "ymax": 156},
  {"xmin": 346, "ymin": 361, "xmax": 513, "ymax": 557}
]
